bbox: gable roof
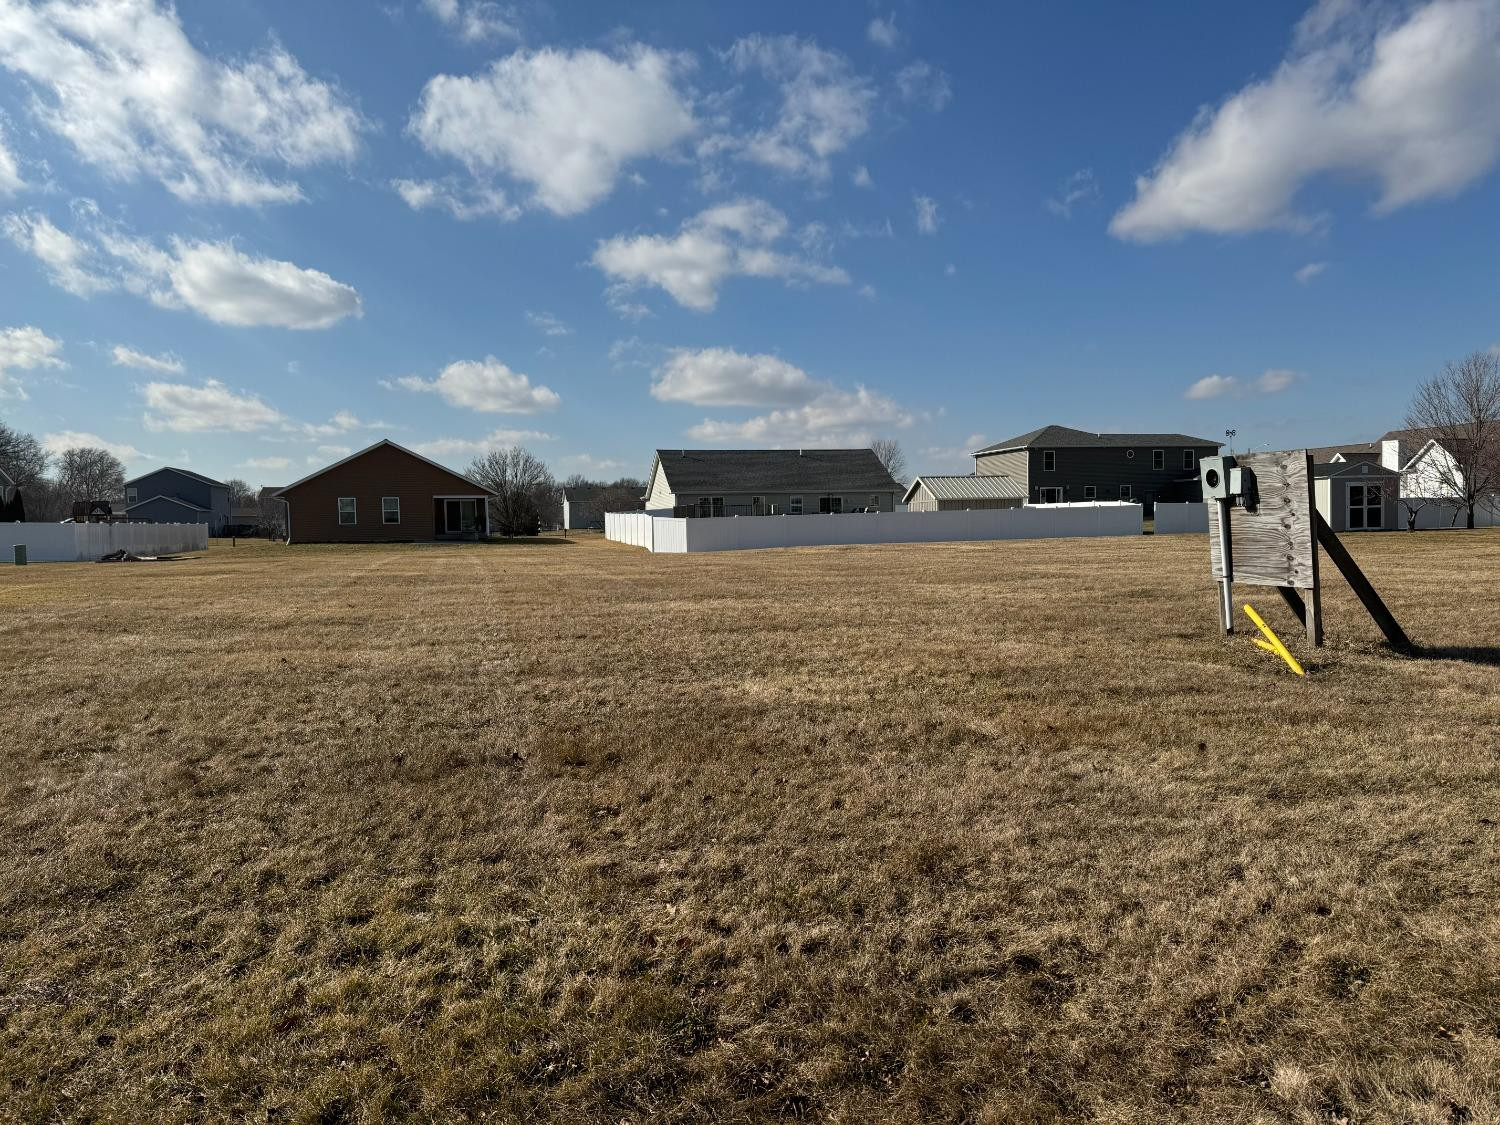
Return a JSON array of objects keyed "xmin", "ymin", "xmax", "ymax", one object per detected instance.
[
  {"xmin": 274, "ymin": 439, "xmax": 497, "ymax": 497},
  {"xmin": 902, "ymin": 474, "xmax": 1026, "ymax": 504},
  {"xmin": 124, "ymin": 493, "xmax": 209, "ymax": 513},
  {"xmin": 124, "ymin": 465, "xmax": 226, "ymax": 489},
  {"xmin": 1314, "ymin": 461, "xmax": 1400, "ymax": 479},
  {"xmin": 972, "ymin": 425, "xmax": 1221, "ymax": 456},
  {"xmin": 1307, "ymin": 441, "xmax": 1380, "ymax": 463},
  {"xmin": 651, "ymin": 448, "xmax": 901, "ymax": 495}
]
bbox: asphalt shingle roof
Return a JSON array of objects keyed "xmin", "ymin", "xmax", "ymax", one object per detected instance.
[
  {"xmin": 654, "ymin": 449, "xmax": 901, "ymax": 494},
  {"xmin": 123, "ymin": 465, "xmax": 227, "ymax": 489},
  {"xmin": 971, "ymin": 425, "xmax": 1221, "ymax": 455}
]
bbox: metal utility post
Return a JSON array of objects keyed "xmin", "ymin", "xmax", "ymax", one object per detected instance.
[{"xmin": 1216, "ymin": 497, "xmax": 1234, "ymax": 633}]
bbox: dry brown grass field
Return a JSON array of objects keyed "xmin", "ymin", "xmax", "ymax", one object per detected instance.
[{"xmin": 1, "ymin": 530, "xmax": 1497, "ymax": 1124}]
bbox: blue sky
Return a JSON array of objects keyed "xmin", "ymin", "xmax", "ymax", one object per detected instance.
[{"xmin": 1, "ymin": 0, "xmax": 1498, "ymax": 486}]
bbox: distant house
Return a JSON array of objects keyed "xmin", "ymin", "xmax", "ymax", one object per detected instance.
[
  {"xmin": 123, "ymin": 467, "xmax": 230, "ymax": 532},
  {"xmin": 275, "ymin": 439, "xmax": 497, "ymax": 543},
  {"xmin": 643, "ymin": 449, "xmax": 902, "ymax": 516},
  {"xmin": 903, "ymin": 474, "xmax": 1025, "ymax": 511},
  {"xmin": 1308, "ymin": 442, "xmax": 1381, "ymax": 464},
  {"xmin": 562, "ymin": 485, "xmax": 645, "ymax": 530},
  {"xmin": 970, "ymin": 425, "xmax": 1222, "ymax": 513},
  {"xmin": 1314, "ymin": 460, "xmax": 1401, "ymax": 531}
]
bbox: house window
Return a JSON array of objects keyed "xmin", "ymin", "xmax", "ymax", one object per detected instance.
[
  {"xmin": 868, "ymin": 494, "xmax": 880, "ymax": 510},
  {"xmin": 697, "ymin": 497, "xmax": 711, "ymax": 518},
  {"xmin": 819, "ymin": 496, "xmax": 843, "ymax": 513},
  {"xmin": 1348, "ymin": 483, "xmax": 1383, "ymax": 529},
  {"xmin": 337, "ymin": 497, "xmax": 357, "ymax": 525},
  {"xmin": 1183, "ymin": 449, "xmax": 1195, "ymax": 471},
  {"xmin": 1152, "ymin": 449, "xmax": 1165, "ymax": 471},
  {"xmin": 382, "ymin": 497, "xmax": 400, "ymax": 524},
  {"xmin": 789, "ymin": 495, "xmax": 803, "ymax": 514},
  {"xmin": 752, "ymin": 495, "xmax": 765, "ymax": 515},
  {"xmin": 1037, "ymin": 486, "xmax": 1063, "ymax": 503},
  {"xmin": 712, "ymin": 496, "xmax": 724, "ymax": 517},
  {"xmin": 125, "ymin": 487, "xmax": 137, "ymax": 504},
  {"xmin": 1083, "ymin": 485, "xmax": 1097, "ymax": 500},
  {"xmin": 1042, "ymin": 450, "xmax": 1056, "ymax": 472},
  {"xmin": 1120, "ymin": 484, "xmax": 1133, "ymax": 500}
]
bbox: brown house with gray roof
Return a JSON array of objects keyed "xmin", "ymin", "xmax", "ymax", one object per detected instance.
[
  {"xmin": 275, "ymin": 439, "xmax": 496, "ymax": 543},
  {"xmin": 971, "ymin": 425, "xmax": 1222, "ymax": 513}
]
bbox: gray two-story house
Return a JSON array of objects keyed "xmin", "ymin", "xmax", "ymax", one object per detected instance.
[
  {"xmin": 123, "ymin": 466, "xmax": 231, "ymax": 532},
  {"xmin": 972, "ymin": 425, "xmax": 1222, "ymax": 514}
]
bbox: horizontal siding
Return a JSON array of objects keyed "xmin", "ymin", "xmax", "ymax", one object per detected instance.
[
  {"xmin": 281, "ymin": 444, "xmax": 489, "ymax": 543},
  {"xmin": 1017, "ymin": 444, "xmax": 1220, "ymax": 502},
  {"xmin": 975, "ymin": 450, "xmax": 1027, "ymax": 487}
]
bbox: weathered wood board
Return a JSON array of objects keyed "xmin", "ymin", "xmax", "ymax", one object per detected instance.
[{"xmin": 1207, "ymin": 451, "xmax": 1318, "ymax": 590}]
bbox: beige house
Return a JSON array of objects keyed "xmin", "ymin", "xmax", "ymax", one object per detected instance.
[
  {"xmin": 903, "ymin": 474, "xmax": 1025, "ymax": 511},
  {"xmin": 643, "ymin": 449, "xmax": 901, "ymax": 516}
]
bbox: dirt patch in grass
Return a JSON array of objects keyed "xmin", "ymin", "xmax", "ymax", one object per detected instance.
[{"xmin": 2, "ymin": 531, "xmax": 1497, "ymax": 1122}]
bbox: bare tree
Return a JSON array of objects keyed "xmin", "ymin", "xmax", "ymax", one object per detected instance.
[
  {"xmin": 0, "ymin": 421, "xmax": 49, "ymax": 488},
  {"xmin": 257, "ymin": 489, "xmax": 288, "ymax": 539},
  {"xmin": 467, "ymin": 446, "xmax": 555, "ymax": 537},
  {"xmin": 56, "ymin": 446, "xmax": 126, "ymax": 509},
  {"xmin": 871, "ymin": 437, "xmax": 908, "ymax": 484},
  {"xmin": 1404, "ymin": 350, "xmax": 1500, "ymax": 529},
  {"xmin": 224, "ymin": 478, "xmax": 255, "ymax": 509}
]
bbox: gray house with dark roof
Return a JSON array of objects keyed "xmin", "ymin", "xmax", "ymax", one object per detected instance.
[
  {"xmin": 644, "ymin": 449, "xmax": 902, "ymax": 516},
  {"xmin": 123, "ymin": 466, "xmax": 231, "ymax": 533},
  {"xmin": 971, "ymin": 425, "xmax": 1221, "ymax": 512}
]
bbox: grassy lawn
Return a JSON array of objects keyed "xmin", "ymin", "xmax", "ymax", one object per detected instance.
[{"xmin": 1, "ymin": 531, "xmax": 1497, "ymax": 1123}]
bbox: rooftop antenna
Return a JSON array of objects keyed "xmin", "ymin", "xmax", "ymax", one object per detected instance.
[{"xmin": 1225, "ymin": 428, "xmax": 1237, "ymax": 455}]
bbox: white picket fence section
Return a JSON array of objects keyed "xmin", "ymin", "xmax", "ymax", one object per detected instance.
[
  {"xmin": 607, "ymin": 503, "xmax": 1142, "ymax": 554},
  {"xmin": 3, "ymin": 522, "xmax": 209, "ymax": 563},
  {"xmin": 1153, "ymin": 502, "xmax": 1208, "ymax": 534}
]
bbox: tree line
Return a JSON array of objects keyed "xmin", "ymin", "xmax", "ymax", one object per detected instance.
[{"xmin": 465, "ymin": 446, "xmax": 645, "ymax": 536}]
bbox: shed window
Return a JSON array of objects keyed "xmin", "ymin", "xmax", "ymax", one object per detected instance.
[
  {"xmin": 1083, "ymin": 485, "xmax": 1097, "ymax": 500},
  {"xmin": 1152, "ymin": 449, "xmax": 1165, "ymax": 471},
  {"xmin": 1042, "ymin": 450, "xmax": 1056, "ymax": 472},
  {"xmin": 789, "ymin": 495, "xmax": 803, "ymax": 514},
  {"xmin": 337, "ymin": 497, "xmax": 356, "ymax": 525},
  {"xmin": 382, "ymin": 496, "xmax": 400, "ymax": 524},
  {"xmin": 1183, "ymin": 449, "xmax": 1195, "ymax": 470},
  {"xmin": 1120, "ymin": 484, "xmax": 1133, "ymax": 500}
]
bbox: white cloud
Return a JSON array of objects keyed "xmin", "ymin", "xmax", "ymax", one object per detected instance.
[
  {"xmin": 725, "ymin": 35, "xmax": 874, "ymax": 180},
  {"xmin": 866, "ymin": 14, "xmax": 899, "ymax": 49},
  {"xmin": 410, "ymin": 46, "xmax": 696, "ymax": 216},
  {"xmin": 857, "ymin": 283, "xmax": 876, "ymax": 299},
  {"xmin": 0, "ymin": 121, "xmax": 22, "ymax": 196},
  {"xmin": 914, "ymin": 194, "xmax": 940, "ymax": 233},
  {"xmin": 687, "ymin": 386, "xmax": 915, "ymax": 446},
  {"xmin": 525, "ymin": 310, "xmax": 571, "ymax": 337},
  {"xmin": 421, "ymin": 0, "xmax": 520, "ymax": 43},
  {"xmin": 1295, "ymin": 260, "xmax": 1329, "ymax": 284},
  {"xmin": 315, "ymin": 444, "xmax": 352, "ymax": 458},
  {"xmin": 0, "ymin": 0, "xmax": 365, "ymax": 206},
  {"xmin": 652, "ymin": 347, "xmax": 823, "ymax": 407},
  {"xmin": 0, "ymin": 324, "xmax": 65, "ymax": 400},
  {"xmin": 1045, "ymin": 169, "xmax": 1100, "ymax": 218},
  {"xmin": 558, "ymin": 452, "xmax": 628, "ymax": 474},
  {"xmin": 141, "ymin": 379, "xmax": 287, "ymax": 432},
  {"xmin": 42, "ymin": 429, "xmax": 151, "ymax": 463},
  {"xmin": 1185, "ymin": 369, "xmax": 1300, "ymax": 400},
  {"xmin": 397, "ymin": 356, "xmax": 560, "ymax": 413},
  {"xmin": 111, "ymin": 344, "xmax": 185, "ymax": 374},
  {"xmin": 895, "ymin": 61, "xmax": 952, "ymax": 111},
  {"xmin": 1112, "ymin": 0, "xmax": 1500, "ymax": 241},
  {"xmin": 592, "ymin": 198, "xmax": 849, "ymax": 312},
  {"xmin": 3, "ymin": 205, "xmax": 363, "ymax": 329},
  {"xmin": 852, "ymin": 164, "xmax": 873, "ymax": 188},
  {"xmin": 241, "ymin": 455, "xmax": 292, "ymax": 470},
  {"xmin": 298, "ymin": 411, "xmax": 385, "ymax": 439},
  {"xmin": 412, "ymin": 428, "xmax": 556, "ymax": 460},
  {"xmin": 392, "ymin": 177, "xmax": 520, "ymax": 221}
]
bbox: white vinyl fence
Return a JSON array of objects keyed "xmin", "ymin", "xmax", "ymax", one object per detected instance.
[
  {"xmin": 607, "ymin": 502, "xmax": 1142, "ymax": 554},
  {"xmin": 3, "ymin": 522, "xmax": 209, "ymax": 563},
  {"xmin": 1400, "ymin": 500, "xmax": 1500, "ymax": 529},
  {"xmin": 1153, "ymin": 502, "xmax": 1208, "ymax": 534}
]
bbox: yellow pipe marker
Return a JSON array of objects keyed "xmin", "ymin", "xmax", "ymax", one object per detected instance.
[{"xmin": 1242, "ymin": 603, "xmax": 1306, "ymax": 676}]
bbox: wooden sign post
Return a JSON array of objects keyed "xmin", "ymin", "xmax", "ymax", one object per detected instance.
[
  {"xmin": 1206, "ymin": 450, "xmax": 1322, "ymax": 646},
  {"xmin": 1203, "ymin": 450, "xmax": 1412, "ymax": 652}
]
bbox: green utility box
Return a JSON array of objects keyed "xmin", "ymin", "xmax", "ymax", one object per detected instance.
[{"xmin": 12, "ymin": 544, "xmax": 25, "ymax": 566}]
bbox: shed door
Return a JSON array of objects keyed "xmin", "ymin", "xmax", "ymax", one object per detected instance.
[{"xmin": 1348, "ymin": 483, "xmax": 1383, "ymax": 530}]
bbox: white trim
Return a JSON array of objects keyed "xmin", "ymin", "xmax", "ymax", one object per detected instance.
[
  {"xmin": 432, "ymin": 493, "xmax": 490, "ymax": 499},
  {"xmin": 337, "ymin": 496, "xmax": 357, "ymax": 526},
  {"xmin": 1182, "ymin": 449, "xmax": 1195, "ymax": 470},
  {"xmin": 789, "ymin": 494, "xmax": 803, "ymax": 514},
  {"xmin": 1041, "ymin": 450, "xmax": 1056, "ymax": 472},
  {"xmin": 275, "ymin": 439, "xmax": 497, "ymax": 497},
  {"xmin": 1083, "ymin": 485, "xmax": 1097, "ymax": 500},
  {"xmin": 382, "ymin": 496, "xmax": 400, "ymax": 525},
  {"xmin": 123, "ymin": 493, "xmax": 209, "ymax": 513},
  {"xmin": 1152, "ymin": 448, "xmax": 1165, "ymax": 471},
  {"xmin": 1120, "ymin": 483, "xmax": 1133, "ymax": 499}
]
